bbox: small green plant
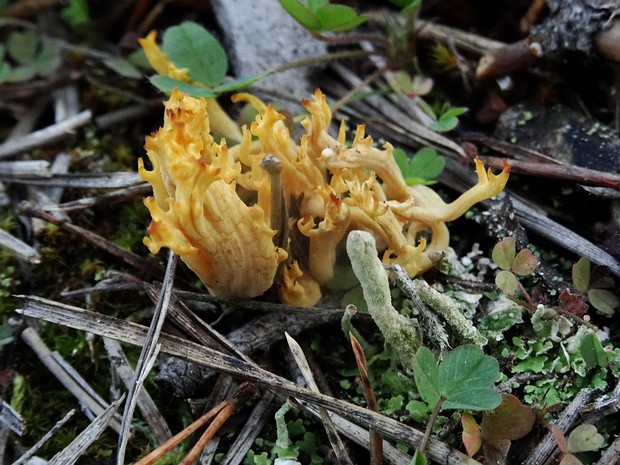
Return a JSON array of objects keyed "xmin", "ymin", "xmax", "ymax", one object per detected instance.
[
  {"xmin": 278, "ymin": 0, "xmax": 367, "ymax": 33},
  {"xmin": 410, "ymin": 345, "xmax": 501, "ymax": 461},
  {"xmin": 0, "ymin": 28, "xmax": 61, "ymax": 83},
  {"xmin": 572, "ymin": 256, "xmax": 618, "ymax": 316},
  {"xmin": 393, "ymin": 147, "xmax": 445, "ymax": 186},
  {"xmin": 148, "ymin": 22, "xmax": 266, "ymax": 98},
  {"xmin": 492, "ymin": 237, "xmax": 538, "ymax": 301}
]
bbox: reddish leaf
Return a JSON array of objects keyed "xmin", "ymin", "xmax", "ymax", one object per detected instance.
[
  {"xmin": 560, "ymin": 453, "xmax": 583, "ymax": 465},
  {"xmin": 492, "ymin": 238, "xmax": 516, "ymax": 271},
  {"xmin": 481, "ymin": 394, "xmax": 536, "ymax": 442},
  {"xmin": 558, "ymin": 290, "xmax": 588, "ymax": 317},
  {"xmin": 461, "ymin": 413, "xmax": 482, "ymax": 457},
  {"xmin": 512, "ymin": 249, "xmax": 538, "ymax": 276},
  {"xmin": 550, "ymin": 424, "xmax": 569, "ymax": 454}
]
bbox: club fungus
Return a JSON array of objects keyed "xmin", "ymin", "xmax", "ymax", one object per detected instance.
[{"xmin": 138, "ymin": 35, "xmax": 510, "ymax": 307}]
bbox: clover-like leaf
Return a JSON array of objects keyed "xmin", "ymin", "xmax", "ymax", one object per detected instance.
[
  {"xmin": 7, "ymin": 30, "xmax": 37, "ymax": 65},
  {"xmin": 492, "ymin": 238, "xmax": 516, "ymax": 271},
  {"xmin": 511, "ymin": 249, "xmax": 537, "ymax": 276},
  {"xmin": 439, "ymin": 345, "xmax": 501, "ymax": 411},
  {"xmin": 495, "ymin": 270, "xmax": 518, "ymax": 297},
  {"xmin": 588, "ymin": 288, "xmax": 618, "ymax": 316},
  {"xmin": 279, "ymin": 0, "xmax": 321, "ymax": 30},
  {"xmin": 567, "ymin": 424, "xmax": 604, "ymax": 453},
  {"xmin": 572, "ymin": 257, "xmax": 590, "ymax": 294},
  {"xmin": 481, "ymin": 394, "xmax": 536, "ymax": 442},
  {"xmin": 393, "ymin": 147, "xmax": 445, "ymax": 186},
  {"xmin": 163, "ymin": 21, "xmax": 228, "ymax": 87}
]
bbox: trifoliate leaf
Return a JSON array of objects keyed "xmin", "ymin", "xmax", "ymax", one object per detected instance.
[
  {"xmin": 408, "ymin": 147, "xmax": 445, "ymax": 182},
  {"xmin": 7, "ymin": 30, "xmax": 37, "ymax": 64},
  {"xmin": 278, "ymin": 0, "xmax": 321, "ymax": 30}
]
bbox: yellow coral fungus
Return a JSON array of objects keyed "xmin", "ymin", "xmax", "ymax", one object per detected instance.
[
  {"xmin": 140, "ymin": 87, "xmax": 510, "ymax": 306},
  {"xmin": 139, "ymin": 89, "xmax": 287, "ymax": 298}
]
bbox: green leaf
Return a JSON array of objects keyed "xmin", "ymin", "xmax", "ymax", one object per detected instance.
[
  {"xmin": 440, "ymin": 106, "xmax": 468, "ymax": 119},
  {"xmin": 439, "ymin": 345, "xmax": 501, "ymax": 411},
  {"xmin": 307, "ymin": 0, "xmax": 328, "ymax": 10},
  {"xmin": 212, "ymin": 71, "xmax": 269, "ymax": 94},
  {"xmin": 495, "ymin": 270, "xmax": 519, "ymax": 296},
  {"xmin": 579, "ymin": 332, "xmax": 607, "ymax": 368},
  {"xmin": 150, "ymin": 75, "xmax": 218, "ymax": 98},
  {"xmin": 60, "ymin": 0, "xmax": 90, "ymax": 28},
  {"xmin": 393, "ymin": 148, "xmax": 410, "ymax": 178},
  {"xmin": 7, "ymin": 30, "xmax": 37, "ymax": 64},
  {"xmin": 279, "ymin": 0, "xmax": 322, "ymax": 31},
  {"xmin": 408, "ymin": 147, "xmax": 445, "ymax": 181},
  {"xmin": 103, "ymin": 57, "xmax": 142, "ymax": 79},
  {"xmin": 572, "ymin": 257, "xmax": 590, "ymax": 293},
  {"xmin": 33, "ymin": 41, "xmax": 61, "ymax": 76},
  {"xmin": 163, "ymin": 21, "xmax": 227, "ymax": 87},
  {"xmin": 412, "ymin": 347, "xmax": 441, "ymax": 408},
  {"xmin": 511, "ymin": 249, "xmax": 537, "ymax": 276},
  {"xmin": 410, "ymin": 449, "xmax": 428, "ymax": 465},
  {"xmin": 8, "ymin": 65, "xmax": 35, "ymax": 82},
  {"xmin": 567, "ymin": 424, "xmax": 604, "ymax": 453},
  {"xmin": 588, "ymin": 288, "xmax": 618, "ymax": 316},
  {"xmin": 430, "ymin": 116, "xmax": 458, "ymax": 132},
  {"xmin": 492, "ymin": 238, "xmax": 516, "ymax": 271},
  {"xmin": 0, "ymin": 61, "xmax": 11, "ymax": 84},
  {"xmin": 315, "ymin": 4, "xmax": 367, "ymax": 32}
]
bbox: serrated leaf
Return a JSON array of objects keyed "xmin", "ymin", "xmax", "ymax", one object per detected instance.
[
  {"xmin": 579, "ymin": 332, "xmax": 607, "ymax": 368},
  {"xmin": 439, "ymin": 345, "xmax": 501, "ymax": 411},
  {"xmin": 588, "ymin": 288, "xmax": 618, "ymax": 316},
  {"xmin": 511, "ymin": 249, "xmax": 537, "ymax": 276},
  {"xmin": 408, "ymin": 147, "xmax": 445, "ymax": 181},
  {"xmin": 492, "ymin": 238, "xmax": 516, "ymax": 271},
  {"xmin": 481, "ymin": 394, "xmax": 535, "ymax": 442},
  {"xmin": 461, "ymin": 413, "xmax": 482, "ymax": 457},
  {"xmin": 7, "ymin": 30, "xmax": 37, "ymax": 64},
  {"xmin": 315, "ymin": 4, "xmax": 367, "ymax": 32},
  {"xmin": 567, "ymin": 424, "xmax": 604, "ymax": 453},
  {"xmin": 572, "ymin": 257, "xmax": 590, "ymax": 293},
  {"xmin": 495, "ymin": 270, "xmax": 518, "ymax": 296},
  {"xmin": 163, "ymin": 21, "xmax": 227, "ymax": 87},
  {"xmin": 150, "ymin": 75, "xmax": 218, "ymax": 98},
  {"xmin": 279, "ymin": 0, "xmax": 322, "ymax": 30},
  {"xmin": 412, "ymin": 347, "xmax": 441, "ymax": 408}
]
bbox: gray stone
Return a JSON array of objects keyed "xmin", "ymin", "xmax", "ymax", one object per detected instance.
[{"xmin": 211, "ymin": 0, "xmax": 327, "ymax": 101}]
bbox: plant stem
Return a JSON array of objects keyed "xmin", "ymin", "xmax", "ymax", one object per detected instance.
[
  {"xmin": 331, "ymin": 66, "xmax": 386, "ymax": 114},
  {"xmin": 311, "ymin": 31, "xmax": 389, "ymax": 48},
  {"xmin": 419, "ymin": 397, "xmax": 444, "ymax": 455}
]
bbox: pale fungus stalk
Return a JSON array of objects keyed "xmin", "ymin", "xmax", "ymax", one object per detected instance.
[{"xmin": 346, "ymin": 230, "xmax": 422, "ymax": 369}]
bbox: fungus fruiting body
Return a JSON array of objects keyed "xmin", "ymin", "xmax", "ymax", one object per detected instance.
[
  {"xmin": 139, "ymin": 89, "xmax": 509, "ymax": 306},
  {"xmin": 138, "ymin": 34, "xmax": 510, "ymax": 306}
]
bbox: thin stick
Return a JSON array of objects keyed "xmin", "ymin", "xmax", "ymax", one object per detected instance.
[{"xmin": 11, "ymin": 410, "xmax": 75, "ymax": 465}]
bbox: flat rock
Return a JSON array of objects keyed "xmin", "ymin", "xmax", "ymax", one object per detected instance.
[{"xmin": 211, "ymin": 0, "xmax": 326, "ymax": 101}]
